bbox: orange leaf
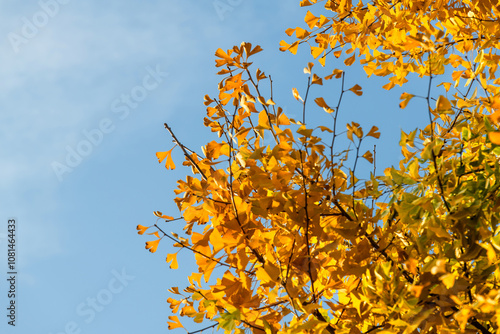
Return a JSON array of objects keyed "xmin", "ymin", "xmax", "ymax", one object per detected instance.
[
  {"xmin": 248, "ymin": 44, "xmax": 263, "ymax": 56},
  {"xmin": 489, "ymin": 131, "xmax": 500, "ymax": 145},
  {"xmin": 314, "ymin": 97, "xmax": 328, "ymax": 108},
  {"xmin": 289, "ymin": 41, "xmax": 299, "ymax": 55},
  {"xmin": 156, "ymin": 148, "xmax": 176, "ymax": 170},
  {"xmin": 382, "ymin": 81, "xmax": 395, "ymax": 90},
  {"xmin": 165, "ymin": 154, "xmax": 175, "ymax": 169},
  {"xmin": 292, "ymin": 88, "xmax": 303, "ymax": 101},
  {"xmin": 136, "ymin": 224, "xmax": 149, "ymax": 235},
  {"xmin": 344, "ymin": 54, "xmax": 356, "ymax": 66},
  {"xmin": 436, "ymin": 95, "xmax": 452, "ymax": 114},
  {"xmin": 325, "ymin": 69, "xmax": 343, "ymax": 80},
  {"xmin": 399, "ymin": 93, "xmax": 414, "ymax": 109},
  {"xmin": 167, "ymin": 316, "xmax": 183, "ymax": 330},
  {"xmin": 214, "ymin": 48, "xmax": 232, "ymax": 61},
  {"xmin": 366, "ymin": 126, "xmax": 381, "ymax": 139},
  {"xmin": 315, "ymin": 97, "xmax": 334, "ymax": 113},
  {"xmin": 348, "ymin": 84, "xmax": 363, "ymax": 96},
  {"xmin": 437, "ymin": 82, "xmax": 452, "ymax": 92},
  {"xmin": 258, "ymin": 110, "xmax": 271, "ymax": 129},
  {"xmin": 203, "ymin": 95, "xmax": 214, "ymax": 106},
  {"xmin": 362, "ymin": 150, "xmax": 374, "ymax": 163},
  {"xmin": 311, "ymin": 74, "xmax": 323, "ymax": 85},
  {"xmin": 304, "ymin": 11, "xmax": 318, "ymax": 28},
  {"xmin": 277, "ymin": 113, "xmax": 290, "ymax": 125},
  {"xmin": 146, "ymin": 239, "xmax": 161, "ymax": 253},
  {"xmin": 347, "ymin": 122, "xmax": 363, "ymax": 140},
  {"xmin": 166, "ymin": 253, "xmax": 179, "ymax": 269},
  {"xmin": 154, "ymin": 211, "xmax": 174, "ymax": 220},
  {"xmin": 490, "ymin": 110, "xmax": 500, "ymax": 123},
  {"xmin": 318, "ymin": 55, "xmax": 326, "ymax": 66},
  {"xmin": 311, "ymin": 46, "xmax": 323, "ymax": 59},
  {"xmin": 301, "ymin": 0, "xmax": 314, "ymax": 7}
]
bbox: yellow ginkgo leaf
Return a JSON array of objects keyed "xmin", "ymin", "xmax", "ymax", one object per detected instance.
[
  {"xmin": 214, "ymin": 48, "xmax": 232, "ymax": 61},
  {"xmin": 311, "ymin": 46, "xmax": 323, "ymax": 59},
  {"xmin": 258, "ymin": 110, "xmax": 271, "ymax": 130},
  {"xmin": 156, "ymin": 148, "xmax": 176, "ymax": 170},
  {"xmin": 304, "ymin": 10, "xmax": 318, "ymax": 28},
  {"xmin": 145, "ymin": 239, "xmax": 161, "ymax": 253},
  {"xmin": 399, "ymin": 92, "xmax": 414, "ymax": 109},
  {"xmin": 436, "ymin": 95, "xmax": 452, "ymax": 113},
  {"xmin": 167, "ymin": 316, "xmax": 183, "ymax": 330},
  {"xmin": 166, "ymin": 253, "xmax": 179, "ymax": 269}
]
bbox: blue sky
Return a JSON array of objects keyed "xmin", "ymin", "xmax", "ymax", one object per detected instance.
[{"xmin": 0, "ymin": 1, "xmax": 431, "ymax": 333}]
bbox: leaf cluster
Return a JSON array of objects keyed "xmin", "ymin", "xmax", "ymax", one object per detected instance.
[{"xmin": 139, "ymin": 1, "xmax": 500, "ymax": 333}]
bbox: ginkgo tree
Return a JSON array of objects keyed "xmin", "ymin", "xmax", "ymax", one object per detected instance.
[{"xmin": 138, "ymin": 0, "xmax": 500, "ymax": 333}]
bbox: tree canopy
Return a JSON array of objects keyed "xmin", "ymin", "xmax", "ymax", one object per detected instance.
[{"xmin": 138, "ymin": 1, "xmax": 500, "ymax": 333}]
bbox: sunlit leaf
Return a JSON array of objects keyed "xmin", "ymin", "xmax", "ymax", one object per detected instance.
[
  {"xmin": 399, "ymin": 93, "xmax": 414, "ymax": 109},
  {"xmin": 166, "ymin": 253, "xmax": 179, "ymax": 269},
  {"xmin": 136, "ymin": 224, "xmax": 149, "ymax": 235},
  {"xmin": 167, "ymin": 316, "xmax": 183, "ymax": 330},
  {"xmin": 145, "ymin": 239, "xmax": 160, "ymax": 253},
  {"xmin": 292, "ymin": 87, "xmax": 303, "ymax": 101},
  {"xmin": 156, "ymin": 148, "xmax": 176, "ymax": 170}
]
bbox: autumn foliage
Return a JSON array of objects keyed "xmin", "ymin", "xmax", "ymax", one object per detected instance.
[{"xmin": 139, "ymin": 1, "xmax": 500, "ymax": 333}]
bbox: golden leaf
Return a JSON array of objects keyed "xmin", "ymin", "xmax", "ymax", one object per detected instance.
[
  {"xmin": 436, "ymin": 95, "xmax": 452, "ymax": 113},
  {"xmin": 258, "ymin": 110, "xmax": 272, "ymax": 129},
  {"xmin": 167, "ymin": 316, "xmax": 183, "ymax": 330},
  {"xmin": 146, "ymin": 239, "xmax": 160, "ymax": 253},
  {"xmin": 292, "ymin": 87, "xmax": 303, "ymax": 101},
  {"xmin": 348, "ymin": 84, "xmax": 363, "ymax": 96},
  {"xmin": 366, "ymin": 126, "xmax": 380, "ymax": 139},
  {"xmin": 166, "ymin": 253, "xmax": 179, "ymax": 269},
  {"xmin": 311, "ymin": 73, "xmax": 323, "ymax": 85},
  {"xmin": 154, "ymin": 211, "xmax": 174, "ymax": 220},
  {"xmin": 344, "ymin": 54, "xmax": 356, "ymax": 66},
  {"xmin": 325, "ymin": 69, "xmax": 343, "ymax": 80},
  {"xmin": 156, "ymin": 148, "xmax": 176, "ymax": 170},
  {"xmin": 311, "ymin": 46, "xmax": 323, "ymax": 59},
  {"xmin": 304, "ymin": 10, "xmax": 318, "ymax": 28},
  {"xmin": 488, "ymin": 131, "xmax": 500, "ymax": 145},
  {"xmin": 362, "ymin": 150, "xmax": 373, "ymax": 163},
  {"xmin": 136, "ymin": 224, "xmax": 149, "ymax": 235},
  {"xmin": 399, "ymin": 93, "xmax": 414, "ymax": 109}
]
